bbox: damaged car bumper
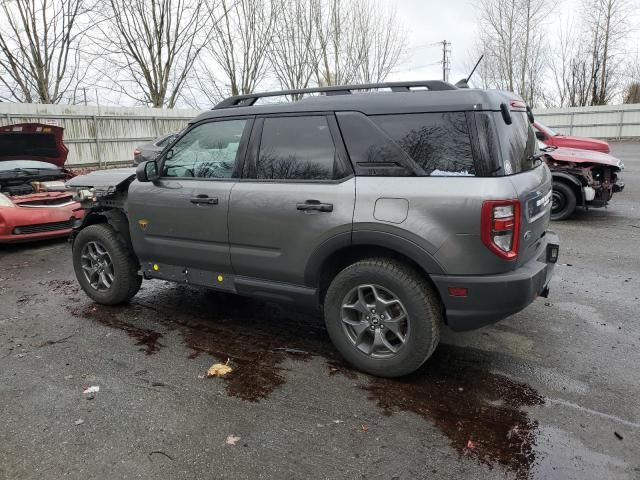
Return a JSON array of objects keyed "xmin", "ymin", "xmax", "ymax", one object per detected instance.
[{"xmin": 0, "ymin": 196, "xmax": 84, "ymax": 243}]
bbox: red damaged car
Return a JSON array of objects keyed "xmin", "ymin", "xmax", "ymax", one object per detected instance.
[
  {"xmin": 540, "ymin": 142, "xmax": 624, "ymax": 220},
  {"xmin": 0, "ymin": 123, "xmax": 84, "ymax": 243},
  {"xmin": 533, "ymin": 121, "xmax": 610, "ymax": 153}
]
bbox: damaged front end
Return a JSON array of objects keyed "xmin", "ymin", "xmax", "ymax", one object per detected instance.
[{"xmin": 546, "ymin": 158, "xmax": 624, "ymax": 208}]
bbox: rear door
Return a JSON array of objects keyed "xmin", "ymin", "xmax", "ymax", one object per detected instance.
[
  {"xmin": 228, "ymin": 114, "xmax": 355, "ymax": 287},
  {"xmin": 128, "ymin": 117, "xmax": 252, "ymax": 276}
]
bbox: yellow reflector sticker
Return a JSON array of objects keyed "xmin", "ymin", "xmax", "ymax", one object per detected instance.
[
  {"xmin": 217, "ymin": 275, "xmax": 223, "ymax": 282},
  {"xmin": 153, "ymin": 264, "xmax": 159, "ymax": 271}
]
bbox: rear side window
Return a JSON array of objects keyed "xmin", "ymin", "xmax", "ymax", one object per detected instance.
[
  {"xmin": 336, "ymin": 111, "xmax": 414, "ymax": 176},
  {"xmin": 372, "ymin": 113, "xmax": 475, "ymax": 176},
  {"xmin": 498, "ymin": 111, "xmax": 537, "ymax": 175},
  {"xmin": 256, "ymin": 116, "xmax": 341, "ymax": 180}
]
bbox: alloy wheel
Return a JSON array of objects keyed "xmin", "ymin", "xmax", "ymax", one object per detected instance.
[{"xmin": 340, "ymin": 284, "xmax": 409, "ymax": 358}]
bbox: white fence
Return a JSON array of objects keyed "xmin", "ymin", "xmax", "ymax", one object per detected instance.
[
  {"xmin": 533, "ymin": 103, "xmax": 640, "ymax": 139},
  {"xmin": 0, "ymin": 103, "xmax": 202, "ymax": 167}
]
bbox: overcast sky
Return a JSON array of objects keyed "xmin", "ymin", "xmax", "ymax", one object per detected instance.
[{"xmin": 389, "ymin": 0, "xmax": 640, "ymax": 84}]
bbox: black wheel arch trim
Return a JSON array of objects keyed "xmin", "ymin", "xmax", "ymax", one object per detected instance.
[{"xmin": 304, "ymin": 229, "xmax": 445, "ymax": 287}]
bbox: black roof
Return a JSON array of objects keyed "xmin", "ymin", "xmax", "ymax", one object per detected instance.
[{"xmin": 190, "ymin": 81, "xmax": 522, "ymax": 125}]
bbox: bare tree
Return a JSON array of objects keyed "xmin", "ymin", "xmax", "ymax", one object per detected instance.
[
  {"xmin": 312, "ymin": 0, "xmax": 405, "ymax": 87},
  {"xmin": 583, "ymin": 0, "xmax": 631, "ymax": 105},
  {"xmin": 196, "ymin": 0, "xmax": 278, "ymax": 103},
  {"xmin": 268, "ymin": 0, "xmax": 319, "ymax": 98},
  {"xmin": 0, "ymin": 0, "xmax": 89, "ymax": 103},
  {"xmin": 93, "ymin": 0, "xmax": 214, "ymax": 107},
  {"xmin": 474, "ymin": 0, "xmax": 552, "ymax": 105},
  {"xmin": 351, "ymin": 0, "xmax": 406, "ymax": 84}
]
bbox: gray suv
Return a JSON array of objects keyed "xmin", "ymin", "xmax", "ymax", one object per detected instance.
[{"xmin": 67, "ymin": 81, "xmax": 559, "ymax": 377}]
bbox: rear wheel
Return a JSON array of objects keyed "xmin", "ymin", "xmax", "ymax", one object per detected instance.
[
  {"xmin": 323, "ymin": 258, "xmax": 441, "ymax": 377},
  {"xmin": 73, "ymin": 223, "xmax": 142, "ymax": 305},
  {"xmin": 550, "ymin": 181, "xmax": 577, "ymax": 221}
]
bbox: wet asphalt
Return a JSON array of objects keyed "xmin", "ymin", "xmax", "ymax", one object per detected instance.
[{"xmin": 1, "ymin": 142, "xmax": 639, "ymax": 480}]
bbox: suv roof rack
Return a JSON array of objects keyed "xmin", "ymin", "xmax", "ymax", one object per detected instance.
[{"xmin": 213, "ymin": 80, "xmax": 457, "ymax": 109}]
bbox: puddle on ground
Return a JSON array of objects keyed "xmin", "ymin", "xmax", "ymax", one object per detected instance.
[
  {"xmin": 363, "ymin": 347, "xmax": 544, "ymax": 479},
  {"xmin": 68, "ymin": 304, "xmax": 163, "ymax": 355},
  {"xmin": 65, "ymin": 281, "xmax": 544, "ymax": 477}
]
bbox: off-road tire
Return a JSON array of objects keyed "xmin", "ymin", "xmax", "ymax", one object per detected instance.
[
  {"xmin": 550, "ymin": 181, "xmax": 577, "ymax": 221},
  {"xmin": 73, "ymin": 223, "xmax": 142, "ymax": 305},
  {"xmin": 324, "ymin": 258, "xmax": 441, "ymax": 377}
]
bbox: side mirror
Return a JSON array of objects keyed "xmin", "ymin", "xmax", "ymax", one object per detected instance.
[
  {"xmin": 535, "ymin": 130, "xmax": 546, "ymax": 141},
  {"xmin": 136, "ymin": 160, "xmax": 159, "ymax": 183}
]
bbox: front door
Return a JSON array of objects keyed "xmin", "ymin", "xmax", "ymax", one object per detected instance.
[
  {"xmin": 229, "ymin": 114, "xmax": 355, "ymax": 288},
  {"xmin": 128, "ymin": 117, "xmax": 253, "ymax": 278}
]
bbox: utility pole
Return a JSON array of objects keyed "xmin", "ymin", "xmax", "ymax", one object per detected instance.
[{"xmin": 441, "ymin": 40, "xmax": 451, "ymax": 82}]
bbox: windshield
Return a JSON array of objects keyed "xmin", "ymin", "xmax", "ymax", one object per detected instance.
[
  {"xmin": 0, "ymin": 160, "xmax": 59, "ymax": 171},
  {"xmin": 537, "ymin": 122, "xmax": 558, "ymax": 137}
]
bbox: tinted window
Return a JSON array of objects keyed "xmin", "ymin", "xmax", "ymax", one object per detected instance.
[
  {"xmin": 373, "ymin": 113, "xmax": 475, "ymax": 176},
  {"xmin": 256, "ymin": 116, "xmax": 339, "ymax": 180},
  {"xmin": 498, "ymin": 112, "xmax": 537, "ymax": 175},
  {"xmin": 336, "ymin": 112, "xmax": 413, "ymax": 177},
  {"xmin": 163, "ymin": 120, "xmax": 247, "ymax": 178}
]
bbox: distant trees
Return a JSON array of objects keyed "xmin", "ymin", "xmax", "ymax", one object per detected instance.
[
  {"xmin": 92, "ymin": 0, "xmax": 215, "ymax": 107},
  {"xmin": 475, "ymin": 0, "xmax": 637, "ymax": 107},
  {"xmin": 0, "ymin": 0, "xmax": 89, "ymax": 103},
  {"xmin": 474, "ymin": 0, "xmax": 552, "ymax": 106},
  {"xmin": 0, "ymin": 0, "xmax": 637, "ymax": 108}
]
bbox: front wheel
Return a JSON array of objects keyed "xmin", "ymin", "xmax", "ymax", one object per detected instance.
[
  {"xmin": 550, "ymin": 181, "xmax": 577, "ymax": 221},
  {"xmin": 323, "ymin": 258, "xmax": 441, "ymax": 378},
  {"xmin": 73, "ymin": 223, "xmax": 142, "ymax": 305}
]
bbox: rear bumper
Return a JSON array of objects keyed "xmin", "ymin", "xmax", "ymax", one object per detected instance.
[{"xmin": 431, "ymin": 231, "xmax": 559, "ymax": 331}]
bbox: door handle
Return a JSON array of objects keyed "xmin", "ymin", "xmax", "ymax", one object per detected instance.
[
  {"xmin": 296, "ymin": 200, "xmax": 333, "ymax": 212},
  {"xmin": 190, "ymin": 195, "xmax": 218, "ymax": 205}
]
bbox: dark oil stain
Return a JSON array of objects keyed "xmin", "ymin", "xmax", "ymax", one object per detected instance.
[
  {"xmin": 363, "ymin": 345, "xmax": 544, "ymax": 479},
  {"xmin": 64, "ymin": 281, "xmax": 544, "ymax": 476},
  {"xmin": 67, "ymin": 304, "xmax": 163, "ymax": 355}
]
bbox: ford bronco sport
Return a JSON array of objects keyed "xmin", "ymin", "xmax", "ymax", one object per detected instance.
[{"xmin": 67, "ymin": 81, "xmax": 559, "ymax": 377}]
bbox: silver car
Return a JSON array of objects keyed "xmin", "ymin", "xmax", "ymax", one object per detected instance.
[{"xmin": 67, "ymin": 80, "xmax": 559, "ymax": 377}]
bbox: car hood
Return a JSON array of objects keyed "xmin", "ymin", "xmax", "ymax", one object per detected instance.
[
  {"xmin": 65, "ymin": 168, "xmax": 136, "ymax": 188},
  {"xmin": 554, "ymin": 134, "xmax": 610, "ymax": 151},
  {"xmin": 0, "ymin": 123, "xmax": 69, "ymax": 167},
  {"xmin": 545, "ymin": 146, "xmax": 623, "ymax": 168}
]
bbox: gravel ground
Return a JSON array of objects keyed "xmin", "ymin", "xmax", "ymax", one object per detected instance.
[{"xmin": 1, "ymin": 142, "xmax": 639, "ymax": 480}]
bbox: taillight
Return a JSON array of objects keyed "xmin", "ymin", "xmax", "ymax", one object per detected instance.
[
  {"xmin": 481, "ymin": 200, "xmax": 521, "ymax": 260},
  {"xmin": 134, "ymin": 149, "xmax": 141, "ymax": 156}
]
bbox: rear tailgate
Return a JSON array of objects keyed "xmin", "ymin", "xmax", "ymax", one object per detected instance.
[{"xmin": 508, "ymin": 163, "xmax": 553, "ymax": 267}]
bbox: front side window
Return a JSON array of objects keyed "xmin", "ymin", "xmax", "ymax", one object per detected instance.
[
  {"xmin": 163, "ymin": 119, "xmax": 247, "ymax": 178},
  {"xmin": 372, "ymin": 113, "xmax": 475, "ymax": 176},
  {"xmin": 255, "ymin": 116, "xmax": 339, "ymax": 180}
]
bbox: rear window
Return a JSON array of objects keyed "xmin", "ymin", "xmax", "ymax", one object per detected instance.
[{"xmin": 372, "ymin": 113, "xmax": 475, "ymax": 176}]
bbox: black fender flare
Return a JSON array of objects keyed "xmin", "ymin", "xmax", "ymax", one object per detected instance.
[
  {"xmin": 303, "ymin": 230, "xmax": 444, "ymax": 287},
  {"xmin": 73, "ymin": 208, "xmax": 133, "ymax": 253}
]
